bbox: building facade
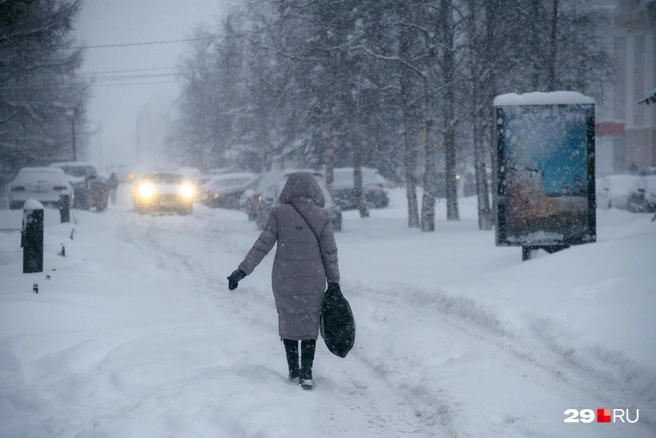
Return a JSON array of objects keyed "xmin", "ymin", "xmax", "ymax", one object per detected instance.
[{"xmin": 595, "ymin": 0, "xmax": 656, "ymax": 175}]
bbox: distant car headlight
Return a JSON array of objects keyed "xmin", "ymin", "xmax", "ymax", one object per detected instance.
[
  {"xmin": 180, "ymin": 184, "xmax": 196, "ymax": 198},
  {"xmin": 138, "ymin": 183, "xmax": 154, "ymax": 198}
]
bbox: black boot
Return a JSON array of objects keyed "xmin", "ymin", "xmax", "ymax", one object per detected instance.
[
  {"xmin": 300, "ymin": 339, "xmax": 316, "ymax": 390},
  {"xmin": 283, "ymin": 339, "xmax": 300, "ymax": 384}
]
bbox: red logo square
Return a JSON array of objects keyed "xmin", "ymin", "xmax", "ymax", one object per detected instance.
[{"xmin": 597, "ymin": 408, "xmax": 611, "ymax": 423}]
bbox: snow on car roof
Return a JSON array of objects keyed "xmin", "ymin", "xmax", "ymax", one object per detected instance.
[
  {"xmin": 50, "ymin": 161, "xmax": 94, "ymax": 167},
  {"xmin": 332, "ymin": 167, "xmax": 386, "ymax": 188},
  {"xmin": 19, "ymin": 167, "xmax": 65, "ymax": 173},
  {"xmin": 206, "ymin": 173, "xmax": 257, "ymax": 190},
  {"xmin": 493, "ymin": 91, "xmax": 595, "ymax": 106},
  {"xmin": 210, "ymin": 172, "xmax": 257, "ymax": 181},
  {"xmin": 14, "ymin": 167, "xmax": 67, "ymax": 183}
]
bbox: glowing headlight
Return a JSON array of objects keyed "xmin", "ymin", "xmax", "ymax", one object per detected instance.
[
  {"xmin": 138, "ymin": 183, "xmax": 154, "ymax": 198},
  {"xmin": 180, "ymin": 184, "xmax": 196, "ymax": 198}
]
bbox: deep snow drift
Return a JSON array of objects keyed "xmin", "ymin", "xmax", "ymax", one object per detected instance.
[{"xmin": 1, "ymin": 186, "xmax": 654, "ymax": 437}]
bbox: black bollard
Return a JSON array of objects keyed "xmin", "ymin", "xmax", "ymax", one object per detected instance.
[
  {"xmin": 59, "ymin": 195, "xmax": 70, "ymax": 223},
  {"xmin": 22, "ymin": 200, "xmax": 44, "ymax": 274}
]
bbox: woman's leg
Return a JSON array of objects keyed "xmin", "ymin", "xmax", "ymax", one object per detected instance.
[
  {"xmin": 283, "ymin": 339, "xmax": 300, "ymax": 383},
  {"xmin": 300, "ymin": 339, "xmax": 316, "ymax": 389}
]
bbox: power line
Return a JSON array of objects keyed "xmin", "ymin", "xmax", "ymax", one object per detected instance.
[
  {"xmin": 79, "ymin": 66, "xmax": 179, "ymax": 75},
  {"xmin": 91, "ymin": 73, "xmax": 179, "ymax": 81},
  {"xmin": 68, "ymin": 37, "xmax": 216, "ymax": 50},
  {"xmin": 1, "ymin": 78, "xmax": 181, "ymax": 89},
  {"xmin": 92, "ymin": 81, "xmax": 180, "ymax": 87}
]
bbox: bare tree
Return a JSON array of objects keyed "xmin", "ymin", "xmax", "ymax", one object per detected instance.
[{"xmin": 0, "ymin": 0, "xmax": 87, "ymax": 186}]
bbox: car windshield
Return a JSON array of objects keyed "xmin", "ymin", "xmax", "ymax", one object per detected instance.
[
  {"xmin": 141, "ymin": 174, "xmax": 186, "ymax": 184},
  {"xmin": 208, "ymin": 176, "xmax": 253, "ymax": 190},
  {"xmin": 57, "ymin": 166, "xmax": 87, "ymax": 177}
]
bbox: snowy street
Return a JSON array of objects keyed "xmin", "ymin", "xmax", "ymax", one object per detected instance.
[{"xmin": 1, "ymin": 186, "xmax": 655, "ymax": 438}]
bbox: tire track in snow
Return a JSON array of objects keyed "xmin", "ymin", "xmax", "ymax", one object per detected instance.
[
  {"xmin": 117, "ymin": 212, "xmax": 440, "ymax": 437},
  {"xmin": 351, "ymin": 283, "xmax": 656, "ymax": 436}
]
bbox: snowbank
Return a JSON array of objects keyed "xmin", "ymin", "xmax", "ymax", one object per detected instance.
[{"xmin": 0, "ymin": 187, "xmax": 654, "ymax": 437}]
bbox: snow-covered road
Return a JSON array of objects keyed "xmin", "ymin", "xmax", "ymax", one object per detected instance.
[{"xmin": 1, "ymin": 186, "xmax": 654, "ymax": 437}]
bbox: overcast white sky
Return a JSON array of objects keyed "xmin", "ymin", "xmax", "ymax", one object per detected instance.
[{"xmin": 75, "ymin": 0, "xmax": 231, "ymax": 170}]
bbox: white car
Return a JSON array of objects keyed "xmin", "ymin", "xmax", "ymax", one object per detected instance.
[
  {"xmin": 627, "ymin": 175, "xmax": 656, "ymax": 212},
  {"xmin": 9, "ymin": 167, "xmax": 75, "ymax": 210},
  {"xmin": 200, "ymin": 172, "xmax": 258, "ymax": 209},
  {"xmin": 595, "ymin": 174, "xmax": 642, "ymax": 210},
  {"xmin": 332, "ymin": 167, "xmax": 390, "ymax": 210}
]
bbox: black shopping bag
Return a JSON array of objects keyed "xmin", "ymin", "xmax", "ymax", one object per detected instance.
[{"xmin": 320, "ymin": 287, "xmax": 356, "ymax": 358}]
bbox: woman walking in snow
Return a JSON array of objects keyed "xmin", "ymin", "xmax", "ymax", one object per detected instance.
[{"xmin": 227, "ymin": 171, "xmax": 340, "ymax": 390}]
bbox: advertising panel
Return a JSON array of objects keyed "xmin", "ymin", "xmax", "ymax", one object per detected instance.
[{"xmin": 494, "ymin": 92, "xmax": 596, "ymax": 249}]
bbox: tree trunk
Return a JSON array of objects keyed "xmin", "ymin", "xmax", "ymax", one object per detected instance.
[
  {"xmin": 323, "ymin": 84, "xmax": 335, "ymax": 195},
  {"xmin": 547, "ymin": 0, "xmax": 558, "ymax": 91},
  {"xmin": 349, "ymin": 91, "xmax": 369, "ymax": 218},
  {"xmin": 467, "ymin": 0, "xmax": 493, "ymax": 230},
  {"xmin": 485, "ymin": 1, "xmax": 499, "ymax": 219},
  {"xmin": 420, "ymin": 0, "xmax": 437, "ymax": 232},
  {"xmin": 398, "ymin": 0, "xmax": 419, "ymax": 228},
  {"xmin": 441, "ymin": 0, "xmax": 459, "ymax": 221},
  {"xmin": 473, "ymin": 113, "xmax": 493, "ymax": 230}
]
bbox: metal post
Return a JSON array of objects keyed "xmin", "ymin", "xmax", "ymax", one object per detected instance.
[
  {"xmin": 59, "ymin": 195, "xmax": 70, "ymax": 223},
  {"xmin": 22, "ymin": 200, "xmax": 44, "ymax": 273}
]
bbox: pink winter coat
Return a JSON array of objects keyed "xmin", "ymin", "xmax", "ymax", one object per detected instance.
[{"xmin": 238, "ymin": 172, "xmax": 340, "ymax": 340}]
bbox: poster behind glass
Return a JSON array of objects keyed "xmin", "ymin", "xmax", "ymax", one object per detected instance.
[{"xmin": 496, "ymin": 104, "xmax": 596, "ymax": 247}]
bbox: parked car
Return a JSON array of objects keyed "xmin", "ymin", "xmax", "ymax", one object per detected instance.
[
  {"xmin": 332, "ymin": 167, "xmax": 389, "ymax": 210},
  {"xmin": 627, "ymin": 175, "xmax": 656, "ymax": 212},
  {"xmin": 247, "ymin": 170, "xmax": 342, "ymax": 232},
  {"xmin": 132, "ymin": 173, "xmax": 197, "ymax": 215},
  {"xmin": 8, "ymin": 167, "xmax": 74, "ymax": 210},
  {"xmin": 50, "ymin": 162, "xmax": 108, "ymax": 211},
  {"xmin": 595, "ymin": 174, "xmax": 642, "ymax": 210},
  {"xmin": 200, "ymin": 172, "xmax": 258, "ymax": 209}
]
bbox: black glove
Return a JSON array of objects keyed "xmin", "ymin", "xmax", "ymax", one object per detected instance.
[
  {"xmin": 227, "ymin": 269, "xmax": 247, "ymax": 290},
  {"xmin": 326, "ymin": 283, "xmax": 340, "ymax": 294}
]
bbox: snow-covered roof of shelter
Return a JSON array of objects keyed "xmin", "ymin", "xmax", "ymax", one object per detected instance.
[{"xmin": 494, "ymin": 91, "xmax": 595, "ymax": 106}]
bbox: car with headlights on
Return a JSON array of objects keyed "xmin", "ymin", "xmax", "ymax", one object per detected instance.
[
  {"xmin": 8, "ymin": 167, "xmax": 74, "ymax": 210},
  {"xmin": 133, "ymin": 173, "xmax": 197, "ymax": 215}
]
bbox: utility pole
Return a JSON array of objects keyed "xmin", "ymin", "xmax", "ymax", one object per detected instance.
[
  {"xmin": 136, "ymin": 110, "xmax": 141, "ymax": 165},
  {"xmin": 71, "ymin": 107, "xmax": 77, "ymax": 162},
  {"xmin": 98, "ymin": 120, "xmax": 103, "ymax": 169}
]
